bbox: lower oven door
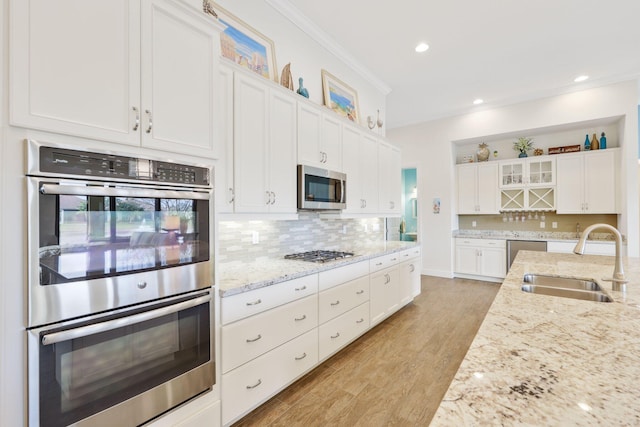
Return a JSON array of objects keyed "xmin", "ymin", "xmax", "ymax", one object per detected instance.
[{"xmin": 28, "ymin": 290, "xmax": 215, "ymax": 427}]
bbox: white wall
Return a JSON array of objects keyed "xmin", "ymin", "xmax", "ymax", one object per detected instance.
[
  {"xmin": 388, "ymin": 80, "xmax": 640, "ymax": 277},
  {"xmin": 214, "ymin": 0, "xmax": 387, "ymax": 134}
]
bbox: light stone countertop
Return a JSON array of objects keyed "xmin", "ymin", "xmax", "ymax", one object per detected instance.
[
  {"xmin": 453, "ymin": 229, "xmax": 620, "ymax": 243},
  {"xmin": 217, "ymin": 241, "xmax": 419, "ymax": 297},
  {"xmin": 430, "ymin": 251, "xmax": 640, "ymax": 426}
]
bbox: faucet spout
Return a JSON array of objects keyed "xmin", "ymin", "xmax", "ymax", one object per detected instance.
[{"xmin": 573, "ymin": 223, "xmax": 627, "ymax": 292}]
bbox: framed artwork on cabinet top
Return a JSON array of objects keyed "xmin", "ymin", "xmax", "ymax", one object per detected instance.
[
  {"xmin": 321, "ymin": 69, "xmax": 360, "ymax": 124},
  {"xmin": 213, "ymin": 2, "xmax": 278, "ymax": 81}
]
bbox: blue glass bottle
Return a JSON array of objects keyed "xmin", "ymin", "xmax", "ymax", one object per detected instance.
[
  {"xmin": 584, "ymin": 134, "xmax": 590, "ymax": 150},
  {"xmin": 600, "ymin": 132, "xmax": 607, "ymax": 149}
]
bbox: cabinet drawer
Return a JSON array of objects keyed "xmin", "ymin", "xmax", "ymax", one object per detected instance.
[
  {"xmin": 369, "ymin": 252, "xmax": 401, "ymax": 273},
  {"xmin": 318, "ymin": 275, "xmax": 369, "ymax": 324},
  {"xmin": 318, "ymin": 260, "xmax": 368, "ymax": 291},
  {"xmin": 222, "ymin": 294, "xmax": 318, "ymax": 373},
  {"xmin": 397, "ymin": 247, "xmax": 421, "ymax": 261},
  {"xmin": 221, "ymin": 274, "xmax": 318, "ymax": 325},
  {"xmin": 222, "ymin": 329, "xmax": 318, "ymax": 425},
  {"xmin": 318, "ymin": 302, "xmax": 369, "ymax": 361},
  {"xmin": 455, "ymin": 238, "xmax": 505, "ymax": 249}
]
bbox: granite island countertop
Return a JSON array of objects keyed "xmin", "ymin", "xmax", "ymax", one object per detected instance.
[
  {"xmin": 430, "ymin": 250, "xmax": 640, "ymax": 426},
  {"xmin": 217, "ymin": 241, "xmax": 419, "ymax": 297},
  {"xmin": 453, "ymin": 229, "xmax": 621, "ymax": 243}
]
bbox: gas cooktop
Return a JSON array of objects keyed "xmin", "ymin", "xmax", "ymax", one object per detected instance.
[{"xmin": 284, "ymin": 250, "xmax": 355, "ymax": 263}]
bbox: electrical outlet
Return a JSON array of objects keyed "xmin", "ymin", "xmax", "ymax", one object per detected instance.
[
  {"xmin": 472, "ymin": 221, "xmax": 477, "ymax": 228},
  {"xmin": 540, "ymin": 221, "xmax": 545, "ymax": 228},
  {"xmin": 252, "ymin": 231, "xmax": 259, "ymax": 244},
  {"xmin": 552, "ymin": 222, "xmax": 558, "ymax": 229}
]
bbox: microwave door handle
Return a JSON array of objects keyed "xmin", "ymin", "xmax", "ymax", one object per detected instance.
[
  {"xmin": 340, "ymin": 180, "xmax": 345, "ymax": 203},
  {"xmin": 39, "ymin": 183, "xmax": 210, "ymax": 201},
  {"xmin": 40, "ymin": 293, "xmax": 211, "ymax": 346}
]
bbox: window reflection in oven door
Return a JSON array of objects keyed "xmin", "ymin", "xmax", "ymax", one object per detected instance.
[{"xmin": 27, "ymin": 290, "xmax": 215, "ymax": 427}]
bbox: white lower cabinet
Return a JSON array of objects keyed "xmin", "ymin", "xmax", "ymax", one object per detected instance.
[
  {"xmin": 455, "ymin": 238, "xmax": 506, "ymax": 280},
  {"xmin": 369, "ymin": 265, "xmax": 400, "ymax": 326},
  {"xmin": 399, "ymin": 255, "xmax": 422, "ymax": 305},
  {"xmin": 319, "ymin": 302, "xmax": 369, "ymax": 361},
  {"xmin": 221, "ymin": 329, "xmax": 318, "ymax": 425}
]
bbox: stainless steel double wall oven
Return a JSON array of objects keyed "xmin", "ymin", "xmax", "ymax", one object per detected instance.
[{"xmin": 25, "ymin": 140, "xmax": 215, "ymax": 427}]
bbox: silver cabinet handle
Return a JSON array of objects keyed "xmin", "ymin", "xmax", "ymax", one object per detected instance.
[
  {"xmin": 384, "ymin": 274, "xmax": 390, "ymax": 284},
  {"xmin": 364, "ymin": 200, "xmax": 367, "ymax": 208},
  {"xmin": 265, "ymin": 190, "xmax": 271, "ymax": 205},
  {"xmin": 356, "ymin": 290, "xmax": 364, "ymax": 295},
  {"xmin": 319, "ymin": 151, "xmax": 324, "ymax": 163},
  {"xmin": 391, "ymin": 257, "xmax": 397, "ymax": 261},
  {"xmin": 145, "ymin": 109, "xmax": 152, "ymax": 134},
  {"xmin": 228, "ymin": 187, "xmax": 235, "ymax": 204},
  {"xmin": 331, "ymin": 332, "xmax": 340, "ymax": 339},
  {"xmin": 409, "ymin": 264, "xmax": 415, "ymax": 273},
  {"xmin": 295, "ymin": 286, "xmax": 307, "ymax": 291},
  {"xmin": 361, "ymin": 199, "xmax": 365, "ymax": 208},
  {"xmin": 271, "ymin": 191, "xmax": 276, "ymax": 205},
  {"xmin": 356, "ymin": 318, "xmax": 364, "ymax": 324},
  {"xmin": 295, "ymin": 352, "xmax": 307, "ymax": 361},
  {"xmin": 132, "ymin": 106, "xmax": 140, "ymax": 131},
  {"xmin": 330, "ymin": 300, "xmax": 340, "ymax": 306},
  {"xmin": 246, "ymin": 299, "xmax": 262, "ymax": 306},
  {"xmin": 294, "ymin": 314, "xmax": 307, "ymax": 321},
  {"xmin": 246, "ymin": 334, "xmax": 262, "ymax": 343},
  {"xmin": 375, "ymin": 262, "xmax": 383, "ymax": 266},
  {"xmin": 246, "ymin": 379, "xmax": 262, "ymax": 389}
]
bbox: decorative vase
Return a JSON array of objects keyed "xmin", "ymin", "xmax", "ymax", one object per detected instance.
[
  {"xmin": 584, "ymin": 134, "xmax": 590, "ymax": 150},
  {"xmin": 518, "ymin": 151, "xmax": 528, "ymax": 158},
  {"xmin": 600, "ymin": 132, "xmax": 607, "ymax": 149},
  {"xmin": 590, "ymin": 133, "xmax": 599, "ymax": 150},
  {"xmin": 476, "ymin": 143, "xmax": 490, "ymax": 162},
  {"xmin": 296, "ymin": 77, "xmax": 309, "ymax": 98}
]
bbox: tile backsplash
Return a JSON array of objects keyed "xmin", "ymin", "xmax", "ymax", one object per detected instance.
[{"xmin": 218, "ymin": 213, "xmax": 384, "ymax": 264}]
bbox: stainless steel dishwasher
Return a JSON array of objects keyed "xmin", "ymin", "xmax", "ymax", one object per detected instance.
[{"xmin": 507, "ymin": 240, "xmax": 547, "ymax": 269}]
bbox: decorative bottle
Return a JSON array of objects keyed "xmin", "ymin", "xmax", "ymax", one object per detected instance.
[
  {"xmin": 584, "ymin": 134, "xmax": 590, "ymax": 150},
  {"xmin": 600, "ymin": 132, "xmax": 607, "ymax": 149},
  {"xmin": 590, "ymin": 133, "xmax": 599, "ymax": 150}
]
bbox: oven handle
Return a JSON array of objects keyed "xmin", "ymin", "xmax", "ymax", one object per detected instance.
[
  {"xmin": 39, "ymin": 183, "xmax": 210, "ymax": 200},
  {"xmin": 40, "ymin": 293, "xmax": 211, "ymax": 346}
]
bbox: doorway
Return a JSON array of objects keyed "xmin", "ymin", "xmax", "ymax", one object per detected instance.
[{"xmin": 386, "ymin": 168, "xmax": 418, "ymax": 241}]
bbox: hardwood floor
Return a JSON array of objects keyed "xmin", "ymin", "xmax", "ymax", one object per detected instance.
[{"xmin": 231, "ymin": 276, "xmax": 500, "ymax": 427}]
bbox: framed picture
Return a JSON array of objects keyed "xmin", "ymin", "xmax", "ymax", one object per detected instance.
[
  {"xmin": 321, "ymin": 69, "xmax": 360, "ymax": 123},
  {"xmin": 213, "ymin": 3, "xmax": 278, "ymax": 82}
]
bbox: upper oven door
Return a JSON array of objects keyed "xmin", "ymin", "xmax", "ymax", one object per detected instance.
[{"xmin": 27, "ymin": 177, "xmax": 213, "ymax": 326}]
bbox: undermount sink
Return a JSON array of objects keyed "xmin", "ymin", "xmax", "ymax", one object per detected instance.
[{"xmin": 521, "ymin": 274, "xmax": 613, "ymax": 303}]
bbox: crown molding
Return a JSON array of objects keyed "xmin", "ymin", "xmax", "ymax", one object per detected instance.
[{"xmin": 264, "ymin": 0, "xmax": 392, "ymax": 95}]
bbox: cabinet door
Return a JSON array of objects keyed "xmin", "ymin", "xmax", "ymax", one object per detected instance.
[
  {"xmin": 476, "ymin": 163, "xmax": 499, "ymax": 214},
  {"xmin": 499, "ymin": 160, "xmax": 525, "ymax": 188},
  {"xmin": 556, "ymin": 154, "xmax": 584, "ymax": 214},
  {"xmin": 369, "ymin": 267, "xmax": 399, "ymax": 326},
  {"xmin": 297, "ymin": 103, "xmax": 322, "ymax": 167},
  {"xmin": 341, "ymin": 126, "xmax": 363, "ymax": 213},
  {"xmin": 10, "ymin": 0, "xmax": 141, "ymax": 145},
  {"xmin": 399, "ymin": 259, "xmax": 419, "ymax": 306},
  {"xmin": 216, "ymin": 65, "xmax": 235, "ymax": 214},
  {"xmin": 321, "ymin": 114, "xmax": 343, "ymax": 171},
  {"xmin": 378, "ymin": 143, "xmax": 402, "ymax": 214},
  {"xmin": 526, "ymin": 158, "xmax": 555, "ymax": 186},
  {"xmin": 233, "ymin": 73, "xmax": 269, "ymax": 213},
  {"xmin": 140, "ymin": 0, "xmax": 220, "ymax": 156},
  {"xmin": 360, "ymin": 134, "xmax": 380, "ymax": 213},
  {"xmin": 268, "ymin": 91, "xmax": 298, "ymax": 213},
  {"xmin": 457, "ymin": 165, "xmax": 478, "ymax": 214},
  {"xmin": 454, "ymin": 245, "xmax": 479, "ymax": 275},
  {"xmin": 479, "ymin": 248, "xmax": 506, "ymax": 278},
  {"xmin": 584, "ymin": 150, "xmax": 617, "ymax": 213}
]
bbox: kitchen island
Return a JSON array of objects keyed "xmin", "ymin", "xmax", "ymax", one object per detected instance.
[{"xmin": 431, "ymin": 250, "xmax": 640, "ymax": 425}]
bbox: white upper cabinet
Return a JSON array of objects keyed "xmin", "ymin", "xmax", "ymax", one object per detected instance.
[
  {"xmin": 215, "ymin": 65, "xmax": 235, "ymax": 214},
  {"xmin": 499, "ymin": 157, "xmax": 555, "ymax": 188},
  {"xmin": 10, "ymin": 0, "xmax": 222, "ymax": 158},
  {"xmin": 378, "ymin": 142, "xmax": 402, "ymax": 215},
  {"xmin": 556, "ymin": 149, "xmax": 619, "ymax": 214},
  {"xmin": 342, "ymin": 128, "xmax": 379, "ymax": 214},
  {"xmin": 233, "ymin": 72, "xmax": 297, "ymax": 214},
  {"xmin": 457, "ymin": 162, "xmax": 500, "ymax": 214},
  {"xmin": 297, "ymin": 103, "xmax": 343, "ymax": 171}
]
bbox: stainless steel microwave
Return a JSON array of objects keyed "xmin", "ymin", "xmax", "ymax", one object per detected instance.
[{"xmin": 298, "ymin": 165, "xmax": 346, "ymax": 210}]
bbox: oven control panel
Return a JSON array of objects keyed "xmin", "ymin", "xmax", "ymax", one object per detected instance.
[{"xmin": 38, "ymin": 146, "xmax": 210, "ymax": 186}]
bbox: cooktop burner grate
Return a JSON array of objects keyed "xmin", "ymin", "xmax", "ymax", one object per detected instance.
[{"xmin": 284, "ymin": 250, "xmax": 355, "ymax": 263}]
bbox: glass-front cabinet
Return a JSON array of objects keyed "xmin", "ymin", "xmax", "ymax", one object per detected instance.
[
  {"xmin": 499, "ymin": 157, "xmax": 555, "ymax": 188},
  {"xmin": 499, "ymin": 157, "xmax": 556, "ymax": 211}
]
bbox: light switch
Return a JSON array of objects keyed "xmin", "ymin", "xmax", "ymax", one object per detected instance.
[
  {"xmin": 472, "ymin": 221, "xmax": 477, "ymax": 228},
  {"xmin": 552, "ymin": 222, "xmax": 558, "ymax": 229},
  {"xmin": 540, "ymin": 221, "xmax": 545, "ymax": 228}
]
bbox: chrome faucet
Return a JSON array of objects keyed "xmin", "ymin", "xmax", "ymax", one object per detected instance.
[{"xmin": 573, "ymin": 223, "xmax": 627, "ymax": 292}]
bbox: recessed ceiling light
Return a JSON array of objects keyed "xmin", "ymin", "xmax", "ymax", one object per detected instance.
[
  {"xmin": 473, "ymin": 99, "xmax": 484, "ymax": 105},
  {"xmin": 415, "ymin": 43, "xmax": 429, "ymax": 53},
  {"xmin": 574, "ymin": 75, "xmax": 589, "ymax": 82}
]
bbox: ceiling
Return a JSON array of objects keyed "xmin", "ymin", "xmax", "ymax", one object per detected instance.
[{"xmin": 278, "ymin": 0, "xmax": 640, "ymax": 129}]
